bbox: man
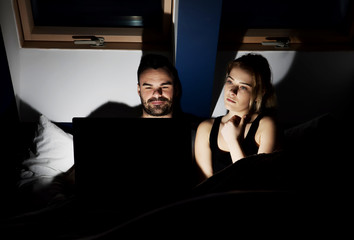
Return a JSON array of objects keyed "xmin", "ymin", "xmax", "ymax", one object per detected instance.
[
  {"xmin": 88, "ymin": 53, "xmax": 184, "ymax": 119},
  {"xmin": 137, "ymin": 53, "xmax": 182, "ymax": 118}
]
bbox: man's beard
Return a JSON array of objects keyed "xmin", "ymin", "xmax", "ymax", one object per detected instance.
[{"xmin": 141, "ymin": 97, "xmax": 173, "ymax": 117}]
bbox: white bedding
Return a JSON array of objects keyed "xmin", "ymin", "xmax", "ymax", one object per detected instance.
[{"xmin": 17, "ymin": 114, "xmax": 75, "ymax": 210}]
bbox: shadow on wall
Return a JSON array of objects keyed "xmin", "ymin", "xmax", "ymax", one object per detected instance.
[
  {"xmin": 18, "ymin": 100, "xmax": 41, "ymax": 122},
  {"xmin": 19, "ymin": 99, "xmax": 144, "ymax": 122},
  {"xmin": 0, "ymin": 25, "xmax": 18, "ymax": 123},
  {"xmin": 275, "ymin": 52, "xmax": 354, "ymax": 128},
  {"xmin": 88, "ymin": 101, "xmax": 142, "ymax": 118}
]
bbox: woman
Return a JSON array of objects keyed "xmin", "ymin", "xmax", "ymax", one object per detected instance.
[{"xmin": 194, "ymin": 53, "xmax": 280, "ymax": 181}]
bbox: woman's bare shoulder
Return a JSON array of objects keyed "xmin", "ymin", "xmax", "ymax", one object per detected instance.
[
  {"xmin": 259, "ymin": 115, "xmax": 277, "ymax": 130},
  {"xmin": 260, "ymin": 115, "xmax": 276, "ymax": 124},
  {"xmin": 197, "ymin": 118, "xmax": 215, "ymax": 132}
]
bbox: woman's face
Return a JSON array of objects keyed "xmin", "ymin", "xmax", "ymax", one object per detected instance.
[{"xmin": 223, "ymin": 67, "xmax": 254, "ymax": 115}]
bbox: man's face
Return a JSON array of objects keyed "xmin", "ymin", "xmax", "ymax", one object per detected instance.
[{"xmin": 137, "ymin": 68, "xmax": 174, "ymax": 118}]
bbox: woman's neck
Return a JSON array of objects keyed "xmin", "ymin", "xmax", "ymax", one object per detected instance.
[{"xmin": 223, "ymin": 111, "xmax": 258, "ymax": 123}]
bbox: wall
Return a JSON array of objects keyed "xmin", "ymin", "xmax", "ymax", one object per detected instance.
[
  {"xmin": 18, "ymin": 49, "xmax": 145, "ymax": 121},
  {"xmin": 0, "ymin": 0, "xmax": 21, "ymax": 119},
  {"xmin": 1, "ymin": 0, "xmax": 354, "ymax": 127},
  {"xmin": 0, "ymin": 25, "xmax": 18, "ymax": 122}
]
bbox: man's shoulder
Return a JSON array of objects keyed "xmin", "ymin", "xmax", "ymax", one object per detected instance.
[
  {"xmin": 178, "ymin": 112, "xmax": 206, "ymax": 128},
  {"xmin": 172, "ymin": 112, "xmax": 206, "ymax": 132}
]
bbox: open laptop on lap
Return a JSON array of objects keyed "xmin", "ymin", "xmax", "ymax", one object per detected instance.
[{"xmin": 72, "ymin": 117, "xmax": 194, "ymax": 218}]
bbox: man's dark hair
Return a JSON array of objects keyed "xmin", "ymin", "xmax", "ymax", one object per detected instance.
[{"xmin": 138, "ymin": 54, "xmax": 178, "ymax": 83}]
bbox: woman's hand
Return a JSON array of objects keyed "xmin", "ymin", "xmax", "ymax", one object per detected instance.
[
  {"xmin": 221, "ymin": 114, "xmax": 249, "ymax": 163},
  {"xmin": 221, "ymin": 115, "xmax": 247, "ymax": 145}
]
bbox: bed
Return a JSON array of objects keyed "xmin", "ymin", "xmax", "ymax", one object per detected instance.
[{"xmin": 0, "ymin": 113, "xmax": 350, "ymax": 239}]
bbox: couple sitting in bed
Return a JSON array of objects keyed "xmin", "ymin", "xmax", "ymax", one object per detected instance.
[
  {"xmin": 133, "ymin": 53, "xmax": 281, "ymax": 182},
  {"xmin": 68, "ymin": 52, "xmax": 281, "ymax": 188}
]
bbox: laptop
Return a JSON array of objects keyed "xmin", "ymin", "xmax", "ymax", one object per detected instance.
[{"xmin": 72, "ymin": 117, "xmax": 194, "ymax": 217}]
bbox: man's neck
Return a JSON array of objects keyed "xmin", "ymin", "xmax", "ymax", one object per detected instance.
[{"xmin": 141, "ymin": 113, "xmax": 173, "ymax": 118}]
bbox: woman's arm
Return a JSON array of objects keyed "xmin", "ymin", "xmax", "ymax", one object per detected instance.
[
  {"xmin": 194, "ymin": 120, "xmax": 214, "ymax": 180},
  {"xmin": 257, "ymin": 116, "xmax": 278, "ymax": 154}
]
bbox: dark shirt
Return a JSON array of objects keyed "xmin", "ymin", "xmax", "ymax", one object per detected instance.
[{"xmin": 209, "ymin": 113, "xmax": 263, "ymax": 174}]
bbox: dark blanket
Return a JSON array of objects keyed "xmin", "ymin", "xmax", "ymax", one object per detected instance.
[
  {"xmin": 191, "ymin": 150, "xmax": 294, "ymax": 195},
  {"xmin": 1, "ymin": 112, "xmax": 350, "ymax": 239},
  {"xmin": 1, "ymin": 146, "xmax": 349, "ymax": 239}
]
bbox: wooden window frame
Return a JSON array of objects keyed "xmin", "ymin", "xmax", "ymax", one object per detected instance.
[
  {"xmin": 218, "ymin": 2, "xmax": 354, "ymax": 51},
  {"xmin": 14, "ymin": 0, "xmax": 173, "ymax": 50}
]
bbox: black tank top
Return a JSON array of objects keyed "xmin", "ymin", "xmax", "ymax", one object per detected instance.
[{"xmin": 209, "ymin": 114, "xmax": 263, "ymax": 174}]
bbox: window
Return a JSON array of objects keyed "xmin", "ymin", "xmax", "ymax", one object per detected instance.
[
  {"xmin": 218, "ymin": 0, "xmax": 354, "ymax": 50},
  {"xmin": 14, "ymin": 0, "xmax": 173, "ymax": 50}
]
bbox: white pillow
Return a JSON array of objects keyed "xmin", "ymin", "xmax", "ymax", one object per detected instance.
[{"xmin": 18, "ymin": 114, "xmax": 74, "ymax": 188}]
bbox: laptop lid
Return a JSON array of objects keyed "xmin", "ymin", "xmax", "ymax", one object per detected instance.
[{"xmin": 72, "ymin": 117, "xmax": 194, "ymax": 215}]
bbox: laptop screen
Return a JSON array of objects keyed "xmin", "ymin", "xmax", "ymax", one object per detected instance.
[{"xmin": 72, "ymin": 117, "xmax": 194, "ymax": 215}]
